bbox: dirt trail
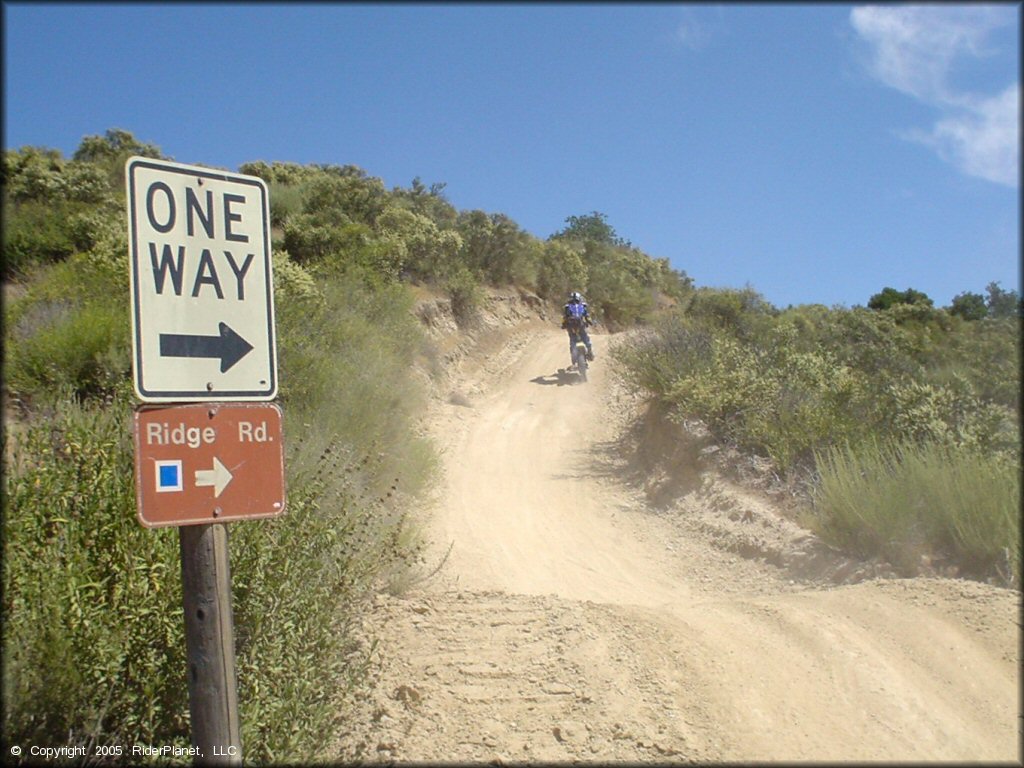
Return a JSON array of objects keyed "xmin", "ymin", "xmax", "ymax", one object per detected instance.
[{"xmin": 336, "ymin": 325, "xmax": 1020, "ymax": 763}]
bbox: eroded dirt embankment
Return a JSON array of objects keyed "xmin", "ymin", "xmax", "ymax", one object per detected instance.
[{"xmin": 333, "ymin": 296, "xmax": 1020, "ymax": 763}]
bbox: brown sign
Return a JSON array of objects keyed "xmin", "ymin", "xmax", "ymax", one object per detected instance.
[{"xmin": 133, "ymin": 403, "xmax": 286, "ymax": 528}]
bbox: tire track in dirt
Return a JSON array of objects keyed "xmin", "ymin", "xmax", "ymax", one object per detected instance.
[{"xmin": 334, "ymin": 326, "xmax": 1020, "ymax": 763}]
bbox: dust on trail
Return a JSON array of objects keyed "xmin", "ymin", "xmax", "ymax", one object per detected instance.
[{"xmin": 335, "ymin": 324, "xmax": 1020, "ymax": 764}]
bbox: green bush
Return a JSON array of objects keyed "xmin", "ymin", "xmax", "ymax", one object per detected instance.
[
  {"xmin": 3, "ymin": 398, "xmax": 191, "ymax": 753},
  {"xmin": 5, "ymin": 252, "xmax": 132, "ymax": 404},
  {"xmin": 619, "ymin": 301, "xmax": 1019, "ymax": 470},
  {"xmin": 684, "ymin": 286, "xmax": 776, "ymax": 341},
  {"xmin": 267, "ymin": 181, "xmax": 308, "ymax": 227},
  {"xmin": 4, "ymin": 254, "xmax": 435, "ymax": 763},
  {"xmin": 537, "ymin": 239, "xmax": 588, "ymax": 302},
  {"xmin": 2, "ymin": 393, "xmax": 428, "ymax": 763},
  {"xmin": 445, "ymin": 265, "xmax": 483, "ymax": 327},
  {"xmin": 812, "ymin": 439, "xmax": 1019, "ymax": 584},
  {"xmin": 619, "ymin": 313, "xmax": 873, "ymax": 471},
  {"xmin": 5, "ymin": 300, "xmax": 131, "ymax": 403},
  {"xmin": 230, "ymin": 438, "xmax": 419, "ymax": 763},
  {"xmin": 3, "ymin": 200, "xmax": 80, "ymax": 278},
  {"xmin": 277, "ymin": 274, "xmax": 434, "ymax": 486}
]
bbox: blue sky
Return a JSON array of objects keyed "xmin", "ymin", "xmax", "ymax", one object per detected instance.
[{"xmin": 4, "ymin": 3, "xmax": 1020, "ymax": 308}]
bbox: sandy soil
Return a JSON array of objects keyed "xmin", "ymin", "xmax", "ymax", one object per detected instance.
[{"xmin": 334, "ymin": 323, "xmax": 1021, "ymax": 763}]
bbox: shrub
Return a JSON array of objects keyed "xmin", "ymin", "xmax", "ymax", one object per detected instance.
[
  {"xmin": 537, "ymin": 239, "xmax": 588, "ymax": 301},
  {"xmin": 812, "ymin": 439, "xmax": 1020, "ymax": 584},
  {"xmin": 613, "ymin": 314, "xmax": 713, "ymax": 395},
  {"xmin": 5, "ymin": 299, "xmax": 131, "ymax": 403},
  {"xmin": 2, "ymin": 392, "xmax": 428, "ymax": 763},
  {"xmin": 281, "ymin": 214, "xmax": 358, "ymax": 265},
  {"xmin": 271, "ymin": 249, "xmax": 320, "ymax": 302},
  {"xmin": 4, "ymin": 255, "xmax": 436, "ymax": 763},
  {"xmin": 879, "ymin": 377, "xmax": 1017, "ymax": 456},
  {"xmin": 267, "ymin": 181, "xmax": 308, "ymax": 227},
  {"xmin": 684, "ymin": 286, "xmax": 776, "ymax": 341},
  {"xmin": 2, "ymin": 200, "xmax": 79, "ymax": 278},
  {"xmin": 5, "ymin": 252, "xmax": 132, "ymax": 404},
  {"xmin": 619, "ymin": 300, "xmax": 1020, "ymax": 471},
  {"xmin": 376, "ymin": 207, "xmax": 462, "ymax": 280},
  {"xmin": 230, "ymin": 438, "xmax": 419, "ymax": 763},
  {"xmin": 445, "ymin": 265, "xmax": 483, "ymax": 327},
  {"xmin": 3, "ymin": 398, "xmax": 191, "ymax": 752},
  {"xmin": 302, "ymin": 173, "xmax": 387, "ymax": 226}
]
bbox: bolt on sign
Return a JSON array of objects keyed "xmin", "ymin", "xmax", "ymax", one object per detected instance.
[
  {"xmin": 133, "ymin": 403, "xmax": 286, "ymax": 527},
  {"xmin": 126, "ymin": 157, "xmax": 277, "ymax": 402}
]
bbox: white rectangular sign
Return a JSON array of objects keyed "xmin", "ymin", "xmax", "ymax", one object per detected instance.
[{"xmin": 127, "ymin": 157, "xmax": 277, "ymax": 402}]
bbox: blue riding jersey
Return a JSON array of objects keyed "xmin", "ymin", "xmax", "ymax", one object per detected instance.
[{"xmin": 564, "ymin": 302, "xmax": 587, "ymax": 325}]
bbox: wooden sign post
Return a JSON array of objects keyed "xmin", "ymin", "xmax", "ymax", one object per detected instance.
[
  {"xmin": 180, "ymin": 524, "xmax": 242, "ymax": 765},
  {"xmin": 127, "ymin": 157, "xmax": 284, "ymax": 765}
]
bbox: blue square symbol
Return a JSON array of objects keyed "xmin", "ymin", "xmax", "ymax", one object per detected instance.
[
  {"xmin": 160, "ymin": 464, "xmax": 178, "ymax": 486},
  {"xmin": 155, "ymin": 460, "xmax": 183, "ymax": 492}
]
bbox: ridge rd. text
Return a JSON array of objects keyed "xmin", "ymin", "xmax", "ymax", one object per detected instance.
[{"xmin": 145, "ymin": 420, "xmax": 274, "ymax": 449}]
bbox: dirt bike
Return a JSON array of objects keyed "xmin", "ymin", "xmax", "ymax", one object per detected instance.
[
  {"xmin": 573, "ymin": 340, "xmax": 589, "ymax": 383},
  {"xmin": 569, "ymin": 331, "xmax": 590, "ymax": 383}
]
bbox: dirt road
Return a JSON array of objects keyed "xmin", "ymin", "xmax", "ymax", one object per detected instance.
[{"xmin": 337, "ymin": 325, "xmax": 1020, "ymax": 763}]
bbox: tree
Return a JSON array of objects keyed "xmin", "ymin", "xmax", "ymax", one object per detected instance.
[
  {"xmin": 376, "ymin": 207, "xmax": 462, "ymax": 280},
  {"xmin": 551, "ymin": 211, "xmax": 630, "ymax": 247},
  {"xmin": 949, "ymin": 291, "xmax": 988, "ymax": 321},
  {"xmin": 302, "ymin": 174, "xmax": 387, "ymax": 226},
  {"xmin": 686, "ymin": 286, "xmax": 775, "ymax": 340},
  {"xmin": 537, "ymin": 239, "xmax": 587, "ymax": 301},
  {"xmin": 3, "ymin": 147, "xmax": 66, "ymax": 202},
  {"xmin": 72, "ymin": 128, "xmax": 162, "ymax": 164},
  {"xmin": 868, "ymin": 286, "xmax": 933, "ymax": 311},
  {"xmin": 392, "ymin": 177, "xmax": 457, "ymax": 228},
  {"xmin": 985, "ymin": 281, "xmax": 1022, "ymax": 319}
]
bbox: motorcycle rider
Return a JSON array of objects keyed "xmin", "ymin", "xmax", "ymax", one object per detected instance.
[{"xmin": 561, "ymin": 291, "xmax": 594, "ymax": 365}]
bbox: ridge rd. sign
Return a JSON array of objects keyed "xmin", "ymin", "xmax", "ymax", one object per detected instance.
[
  {"xmin": 134, "ymin": 403, "xmax": 286, "ymax": 527},
  {"xmin": 127, "ymin": 157, "xmax": 277, "ymax": 402}
]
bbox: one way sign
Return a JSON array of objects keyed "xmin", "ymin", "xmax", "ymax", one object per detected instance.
[{"xmin": 127, "ymin": 157, "xmax": 277, "ymax": 402}]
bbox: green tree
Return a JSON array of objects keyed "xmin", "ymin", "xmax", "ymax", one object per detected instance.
[
  {"xmin": 72, "ymin": 129, "xmax": 163, "ymax": 189},
  {"xmin": 302, "ymin": 173, "xmax": 387, "ymax": 226},
  {"xmin": 985, "ymin": 281, "xmax": 1022, "ymax": 319},
  {"xmin": 868, "ymin": 286, "xmax": 934, "ymax": 311},
  {"xmin": 72, "ymin": 128, "xmax": 162, "ymax": 164},
  {"xmin": 392, "ymin": 177, "xmax": 457, "ymax": 229},
  {"xmin": 551, "ymin": 211, "xmax": 630, "ymax": 247},
  {"xmin": 376, "ymin": 207, "xmax": 462, "ymax": 280},
  {"xmin": 537, "ymin": 239, "xmax": 588, "ymax": 300},
  {"xmin": 949, "ymin": 291, "xmax": 988, "ymax": 321}
]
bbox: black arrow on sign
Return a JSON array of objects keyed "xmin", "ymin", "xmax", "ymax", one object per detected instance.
[{"xmin": 159, "ymin": 323, "xmax": 254, "ymax": 373}]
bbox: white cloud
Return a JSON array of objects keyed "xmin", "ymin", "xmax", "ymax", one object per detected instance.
[
  {"xmin": 850, "ymin": 5, "xmax": 1019, "ymax": 187},
  {"xmin": 909, "ymin": 84, "xmax": 1021, "ymax": 187}
]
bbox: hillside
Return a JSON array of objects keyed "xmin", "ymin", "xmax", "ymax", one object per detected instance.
[
  {"xmin": 3, "ymin": 132, "xmax": 1019, "ymax": 763},
  {"xmin": 332, "ymin": 306, "xmax": 1019, "ymax": 762}
]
